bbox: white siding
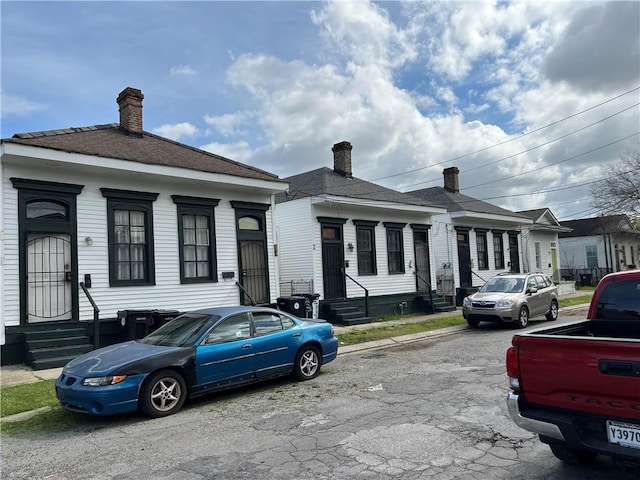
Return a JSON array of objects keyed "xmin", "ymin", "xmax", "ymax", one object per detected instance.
[{"xmin": 2, "ymin": 161, "xmax": 281, "ymax": 334}]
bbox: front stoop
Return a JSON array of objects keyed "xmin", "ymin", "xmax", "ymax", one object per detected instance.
[
  {"xmin": 324, "ymin": 301, "xmax": 374, "ymax": 326},
  {"xmin": 23, "ymin": 324, "xmax": 93, "ymax": 370}
]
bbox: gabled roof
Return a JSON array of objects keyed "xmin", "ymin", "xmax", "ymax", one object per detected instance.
[
  {"xmin": 559, "ymin": 215, "xmax": 640, "ymax": 238},
  {"xmin": 276, "ymin": 167, "xmax": 437, "ymax": 207},
  {"xmin": 2, "ymin": 124, "xmax": 280, "ymax": 182},
  {"xmin": 407, "ymin": 186, "xmax": 530, "ymax": 220},
  {"xmin": 517, "ymin": 208, "xmax": 572, "ymax": 232}
]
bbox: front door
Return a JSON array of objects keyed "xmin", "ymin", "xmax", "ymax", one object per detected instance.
[
  {"xmin": 232, "ymin": 202, "xmax": 271, "ymax": 307},
  {"xmin": 509, "ymin": 233, "xmax": 520, "ymax": 273},
  {"xmin": 320, "ymin": 220, "xmax": 346, "ymax": 299},
  {"xmin": 27, "ymin": 234, "xmax": 73, "ymax": 322},
  {"xmin": 240, "ymin": 240, "xmax": 269, "ymax": 305},
  {"xmin": 550, "ymin": 243, "xmax": 558, "ymax": 281},
  {"xmin": 413, "ymin": 229, "xmax": 431, "ymax": 292},
  {"xmin": 456, "ymin": 230, "xmax": 472, "ymax": 287}
]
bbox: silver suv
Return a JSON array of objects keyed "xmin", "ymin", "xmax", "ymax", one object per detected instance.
[{"xmin": 462, "ymin": 273, "xmax": 559, "ymax": 328}]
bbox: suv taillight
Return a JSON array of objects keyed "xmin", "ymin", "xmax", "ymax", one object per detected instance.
[{"xmin": 506, "ymin": 346, "xmax": 521, "ymax": 391}]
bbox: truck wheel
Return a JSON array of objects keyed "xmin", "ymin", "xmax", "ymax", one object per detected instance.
[
  {"xmin": 139, "ymin": 370, "xmax": 186, "ymax": 418},
  {"xmin": 515, "ymin": 306, "xmax": 529, "ymax": 328},
  {"xmin": 545, "ymin": 300, "xmax": 558, "ymax": 321},
  {"xmin": 549, "ymin": 444, "xmax": 597, "ymax": 465}
]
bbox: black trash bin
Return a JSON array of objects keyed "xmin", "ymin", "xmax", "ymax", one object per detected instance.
[
  {"xmin": 276, "ymin": 296, "xmax": 307, "ymax": 317},
  {"xmin": 152, "ymin": 309, "xmax": 182, "ymax": 332},
  {"xmin": 117, "ymin": 310, "xmax": 155, "ymax": 342}
]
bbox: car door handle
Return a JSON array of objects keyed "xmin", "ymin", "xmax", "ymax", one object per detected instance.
[
  {"xmin": 292, "ymin": 333, "xmax": 301, "ymax": 337},
  {"xmin": 241, "ymin": 343, "xmax": 252, "ymax": 349}
]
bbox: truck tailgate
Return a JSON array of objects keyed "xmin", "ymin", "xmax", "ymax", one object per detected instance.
[{"xmin": 515, "ymin": 335, "xmax": 640, "ymax": 421}]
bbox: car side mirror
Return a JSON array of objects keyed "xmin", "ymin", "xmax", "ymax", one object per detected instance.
[{"xmin": 528, "ymin": 286, "xmax": 538, "ymax": 295}]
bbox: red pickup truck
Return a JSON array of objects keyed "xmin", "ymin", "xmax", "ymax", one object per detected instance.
[{"xmin": 506, "ymin": 270, "xmax": 640, "ymax": 467}]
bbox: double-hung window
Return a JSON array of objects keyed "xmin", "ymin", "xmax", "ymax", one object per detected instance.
[
  {"xmin": 101, "ymin": 189, "xmax": 158, "ymax": 286},
  {"xmin": 384, "ymin": 222, "xmax": 405, "ymax": 274},
  {"xmin": 173, "ymin": 196, "xmax": 219, "ymax": 284},
  {"xmin": 476, "ymin": 229, "xmax": 489, "ymax": 270},
  {"xmin": 353, "ymin": 220, "xmax": 378, "ymax": 275}
]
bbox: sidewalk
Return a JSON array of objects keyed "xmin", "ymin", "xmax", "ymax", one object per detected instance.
[{"xmin": 0, "ymin": 289, "xmax": 592, "ymax": 390}]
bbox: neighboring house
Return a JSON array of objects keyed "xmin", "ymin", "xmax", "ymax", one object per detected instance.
[
  {"xmin": 0, "ymin": 87, "xmax": 288, "ymax": 368},
  {"xmin": 558, "ymin": 214, "xmax": 640, "ymax": 285},
  {"xmin": 274, "ymin": 141, "xmax": 448, "ymax": 324},
  {"xmin": 407, "ymin": 168, "xmax": 533, "ymax": 304},
  {"xmin": 517, "ymin": 208, "xmax": 572, "ymax": 282}
]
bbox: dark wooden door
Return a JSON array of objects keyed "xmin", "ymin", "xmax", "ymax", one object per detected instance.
[
  {"xmin": 509, "ymin": 234, "xmax": 520, "ymax": 273},
  {"xmin": 457, "ymin": 231, "xmax": 472, "ymax": 287}
]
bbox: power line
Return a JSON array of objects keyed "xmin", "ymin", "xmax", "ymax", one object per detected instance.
[{"xmin": 367, "ymin": 86, "xmax": 640, "ymax": 184}]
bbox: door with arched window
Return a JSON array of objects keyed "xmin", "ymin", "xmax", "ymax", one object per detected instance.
[
  {"xmin": 11, "ymin": 178, "xmax": 83, "ymax": 324},
  {"xmin": 232, "ymin": 202, "xmax": 270, "ymax": 306}
]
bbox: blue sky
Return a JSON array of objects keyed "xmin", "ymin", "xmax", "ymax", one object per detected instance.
[{"xmin": 2, "ymin": 1, "xmax": 639, "ymax": 220}]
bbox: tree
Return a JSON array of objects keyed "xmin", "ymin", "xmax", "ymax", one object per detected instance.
[{"xmin": 590, "ymin": 147, "xmax": 640, "ymax": 217}]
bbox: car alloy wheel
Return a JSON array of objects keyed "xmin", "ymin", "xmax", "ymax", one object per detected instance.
[
  {"xmin": 546, "ymin": 300, "xmax": 559, "ymax": 321},
  {"xmin": 140, "ymin": 370, "xmax": 186, "ymax": 418},
  {"xmin": 515, "ymin": 306, "xmax": 529, "ymax": 328},
  {"xmin": 294, "ymin": 345, "xmax": 320, "ymax": 380}
]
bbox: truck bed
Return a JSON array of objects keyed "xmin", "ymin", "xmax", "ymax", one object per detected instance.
[
  {"xmin": 522, "ymin": 319, "xmax": 640, "ymax": 340},
  {"xmin": 513, "ymin": 321, "xmax": 640, "ymax": 420}
]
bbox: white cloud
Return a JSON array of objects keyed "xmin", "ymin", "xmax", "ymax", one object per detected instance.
[
  {"xmin": 169, "ymin": 65, "xmax": 197, "ymax": 76},
  {"xmin": 203, "ymin": 111, "xmax": 254, "ymax": 137},
  {"xmin": 152, "ymin": 122, "xmax": 199, "ymax": 142},
  {"xmin": 1, "ymin": 93, "xmax": 46, "ymax": 117},
  {"xmin": 199, "ymin": 140, "xmax": 254, "ymax": 163}
]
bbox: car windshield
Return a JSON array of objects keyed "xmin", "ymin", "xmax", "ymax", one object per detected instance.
[
  {"xmin": 139, "ymin": 313, "xmax": 219, "ymax": 347},
  {"xmin": 480, "ymin": 277, "xmax": 524, "ymax": 293}
]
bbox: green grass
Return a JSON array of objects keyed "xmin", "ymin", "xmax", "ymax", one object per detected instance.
[
  {"xmin": 336, "ymin": 315, "xmax": 466, "ymax": 346},
  {"xmin": 1, "ymin": 379, "xmax": 58, "ymax": 417},
  {"xmin": 559, "ymin": 294, "xmax": 593, "ymax": 308}
]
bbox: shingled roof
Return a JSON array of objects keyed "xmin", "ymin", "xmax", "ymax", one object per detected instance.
[
  {"xmin": 558, "ymin": 215, "xmax": 640, "ymax": 238},
  {"xmin": 407, "ymin": 186, "xmax": 529, "ymax": 219},
  {"xmin": 276, "ymin": 167, "xmax": 436, "ymax": 207},
  {"xmin": 2, "ymin": 87, "xmax": 280, "ymax": 183}
]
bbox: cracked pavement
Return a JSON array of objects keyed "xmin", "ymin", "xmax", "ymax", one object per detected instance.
[{"xmin": 1, "ymin": 312, "xmax": 632, "ymax": 480}]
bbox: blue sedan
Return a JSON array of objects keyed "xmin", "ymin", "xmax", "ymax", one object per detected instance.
[{"xmin": 55, "ymin": 306, "xmax": 339, "ymax": 418}]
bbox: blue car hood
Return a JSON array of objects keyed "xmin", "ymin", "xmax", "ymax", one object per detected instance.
[{"xmin": 63, "ymin": 341, "xmax": 182, "ymax": 377}]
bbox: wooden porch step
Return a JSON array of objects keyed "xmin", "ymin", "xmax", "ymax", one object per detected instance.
[
  {"xmin": 27, "ymin": 344, "xmax": 93, "ymax": 363},
  {"xmin": 23, "ymin": 327, "xmax": 87, "ymax": 341},
  {"xmin": 26, "ymin": 336, "xmax": 91, "ymax": 350}
]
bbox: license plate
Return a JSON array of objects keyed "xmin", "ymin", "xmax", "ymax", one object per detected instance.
[{"xmin": 607, "ymin": 420, "xmax": 640, "ymax": 449}]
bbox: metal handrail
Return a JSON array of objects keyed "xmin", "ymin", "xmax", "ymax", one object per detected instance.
[
  {"xmin": 235, "ymin": 281, "xmax": 257, "ymax": 306},
  {"xmin": 344, "ymin": 270, "xmax": 369, "ymax": 317},
  {"xmin": 471, "ymin": 270, "xmax": 489, "ymax": 285},
  {"xmin": 414, "ymin": 271, "xmax": 435, "ymax": 314},
  {"xmin": 79, "ymin": 282, "xmax": 100, "ymax": 349}
]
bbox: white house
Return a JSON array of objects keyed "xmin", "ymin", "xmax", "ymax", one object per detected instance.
[
  {"xmin": 517, "ymin": 208, "xmax": 572, "ymax": 282},
  {"xmin": 274, "ymin": 141, "xmax": 447, "ymax": 324},
  {"xmin": 407, "ymin": 168, "xmax": 534, "ymax": 305},
  {"xmin": 0, "ymin": 87, "xmax": 288, "ymax": 368},
  {"xmin": 559, "ymin": 215, "xmax": 640, "ymax": 285}
]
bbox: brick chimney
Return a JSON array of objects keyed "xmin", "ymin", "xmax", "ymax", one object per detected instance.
[
  {"xmin": 332, "ymin": 141, "xmax": 353, "ymax": 178},
  {"xmin": 443, "ymin": 166, "xmax": 460, "ymax": 193},
  {"xmin": 117, "ymin": 87, "xmax": 144, "ymax": 136}
]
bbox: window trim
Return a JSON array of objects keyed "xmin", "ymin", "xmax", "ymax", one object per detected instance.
[
  {"xmin": 492, "ymin": 230, "xmax": 505, "ymax": 270},
  {"xmin": 384, "ymin": 222, "xmax": 406, "ymax": 274},
  {"xmin": 101, "ymin": 188, "xmax": 158, "ymax": 287},
  {"xmin": 353, "ymin": 220, "xmax": 378, "ymax": 275},
  {"xmin": 475, "ymin": 229, "xmax": 489, "ymax": 270},
  {"xmin": 172, "ymin": 196, "xmax": 220, "ymax": 284}
]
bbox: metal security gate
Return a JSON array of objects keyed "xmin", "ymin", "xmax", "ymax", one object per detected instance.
[
  {"xmin": 27, "ymin": 234, "xmax": 72, "ymax": 322},
  {"xmin": 413, "ymin": 230, "xmax": 431, "ymax": 292},
  {"xmin": 240, "ymin": 240, "xmax": 269, "ymax": 305}
]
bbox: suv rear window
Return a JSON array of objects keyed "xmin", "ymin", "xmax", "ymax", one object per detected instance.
[{"xmin": 595, "ymin": 279, "xmax": 640, "ymax": 320}]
